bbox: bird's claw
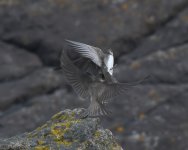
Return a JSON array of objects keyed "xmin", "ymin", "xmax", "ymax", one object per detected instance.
[{"xmin": 78, "ymin": 110, "xmax": 89, "ymax": 119}]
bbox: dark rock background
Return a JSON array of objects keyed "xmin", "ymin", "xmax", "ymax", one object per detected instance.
[{"xmin": 0, "ymin": 0, "xmax": 188, "ymax": 149}]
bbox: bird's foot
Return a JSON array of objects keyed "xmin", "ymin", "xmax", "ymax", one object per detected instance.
[{"xmin": 78, "ymin": 109, "xmax": 89, "ymax": 119}]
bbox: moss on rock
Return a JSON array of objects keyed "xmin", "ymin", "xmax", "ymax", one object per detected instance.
[{"xmin": 0, "ymin": 108, "xmax": 123, "ymax": 150}]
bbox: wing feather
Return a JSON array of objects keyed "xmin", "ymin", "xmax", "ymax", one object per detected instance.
[
  {"xmin": 66, "ymin": 40, "xmax": 103, "ymax": 67},
  {"xmin": 99, "ymin": 78, "xmax": 147, "ymax": 102},
  {"xmin": 60, "ymin": 49, "xmax": 90, "ymax": 99}
]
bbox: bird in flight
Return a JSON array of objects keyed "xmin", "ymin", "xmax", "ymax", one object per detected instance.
[
  {"xmin": 65, "ymin": 40, "xmax": 116, "ymax": 83},
  {"xmin": 60, "ymin": 49, "xmax": 145, "ymax": 118}
]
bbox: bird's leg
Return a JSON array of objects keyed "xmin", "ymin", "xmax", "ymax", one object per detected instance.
[{"xmin": 78, "ymin": 95, "xmax": 92, "ymax": 119}]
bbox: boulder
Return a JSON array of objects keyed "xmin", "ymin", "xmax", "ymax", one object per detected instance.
[
  {"xmin": 0, "ymin": 109, "xmax": 122, "ymax": 150},
  {"xmin": 0, "ymin": 68, "xmax": 65, "ymax": 110},
  {"xmin": 0, "ymin": 42, "xmax": 42, "ymax": 82}
]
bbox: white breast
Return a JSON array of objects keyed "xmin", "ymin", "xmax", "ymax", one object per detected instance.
[{"xmin": 104, "ymin": 54, "xmax": 114, "ymax": 75}]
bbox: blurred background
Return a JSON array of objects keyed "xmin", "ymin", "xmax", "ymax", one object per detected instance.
[{"xmin": 0, "ymin": 0, "xmax": 188, "ymax": 149}]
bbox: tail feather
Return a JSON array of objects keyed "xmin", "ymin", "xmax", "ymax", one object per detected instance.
[{"xmin": 86, "ymin": 100, "xmax": 110, "ymax": 117}]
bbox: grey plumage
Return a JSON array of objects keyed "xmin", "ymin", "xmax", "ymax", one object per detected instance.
[
  {"xmin": 60, "ymin": 49, "xmax": 144, "ymax": 117},
  {"xmin": 65, "ymin": 40, "xmax": 116, "ymax": 83}
]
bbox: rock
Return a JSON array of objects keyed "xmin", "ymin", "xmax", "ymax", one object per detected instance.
[
  {"xmin": 123, "ymin": 90, "xmax": 188, "ymax": 150},
  {"xmin": 0, "ymin": 0, "xmax": 188, "ymax": 149},
  {"xmin": 122, "ymin": 7, "xmax": 188, "ymax": 60},
  {"xmin": 0, "ymin": 89, "xmax": 85, "ymax": 138},
  {"xmin": 0, "ymin": 0, "xmax": 188, "ymax": 64},
  {"xmin": 0, "ymin": 67, "xmax": 65, "ymax": 110},
  {"xmin": 0, "ymin": 41, "xmax": 42, "ymax": 82},
  {"xmin": 116, "ymin": 43, "xmax": 188, "ymax": 83},
  {"xmin": 104, "ymin": 83, "xmax": 188, "ymax": 128},
  {"xmin": 0, "ymin": 109, "xmax": 122, "ymax": 150}
]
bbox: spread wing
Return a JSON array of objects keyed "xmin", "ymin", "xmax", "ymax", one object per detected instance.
[
  {"xmin": 99, "ymin": 78, "xmax": 148, "ymax": 102},
  {"xmin": 60, "ymin": 49, "xmax": 91, "ymax": 99},
  {"xmin": 66, "ymin": 40, "xmax": 104, "ymax": 67}
]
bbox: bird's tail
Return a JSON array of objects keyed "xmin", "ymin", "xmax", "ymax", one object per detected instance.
[{"xmin": 85, "ymin": 100, "xmax": 110, "ymax": 117}]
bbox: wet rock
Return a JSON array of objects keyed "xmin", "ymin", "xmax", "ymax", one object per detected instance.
[{"xmin": 0, "ymin": 109, "xmax": 122, "ymax": 150}]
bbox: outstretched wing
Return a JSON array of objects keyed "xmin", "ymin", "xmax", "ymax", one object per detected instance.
[
  {"xmin": 66, "ymin": 40, "xmax": 104, "ymax": 67},
  {"xmin": 99, "ymin": 77, "xmax": 148, "ymax": 102},
  {"xmin": 60, "ymin": 49, "xmax": 91, "ymax": 99}
]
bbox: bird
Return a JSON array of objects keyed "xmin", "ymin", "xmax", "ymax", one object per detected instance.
[
  {"xmin": 65, "ymin": 40, "xmax": 117, "ymax": 83},
  {"xmin": 60, "ymin": 49, "xmax": 146, "ymax": 118}
]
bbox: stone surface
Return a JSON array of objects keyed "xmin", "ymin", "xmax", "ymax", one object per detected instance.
[
  {"xmin": 120, "ymin": 7, "xmax": 188, "ymax": 60},
  {"xmin": 0, "ymin": 109, "xmax": 122, "ymax": 150},
  {"xmin": 0, "ymin": 89, "xmax": 85, "ymax": 138},
  {"xmin": 116, "ymin": 44, "xmax": 188, "ymax": 83},
  {"xmin": 0, "ymin": 0, "xmax": 188, "ymax": 150},
  {"xmin": 0, "ymin": 0, "xmax": 188, "ymax": 64},
  {"xmin": 123, "ymin": 91, "xmax": 188, "ymax": 150},
  {"xmin": 0, "ymin": 41, "xmax": 42, "ymax": 82},
  {"xmin": 0, "ymin": 67, "xmax": 65, "ymax": 110}
]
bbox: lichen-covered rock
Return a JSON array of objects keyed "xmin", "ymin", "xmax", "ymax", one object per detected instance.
[{"xmin": 0, "ymin": 109, "xmax": 122, "ymax": 150}]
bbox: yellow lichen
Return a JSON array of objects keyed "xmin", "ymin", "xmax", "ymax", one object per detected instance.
[
  {"xmin": 112, "ymin": 143, "xmax": 123, "ymax": 150},
  {"xmin": 40, "ymin": 124, "xmax": 48, "ymax": 129},
  {"xmin": 51, "ymin": 111, "xmax": 76, "ymax": 122},
  {"xmin": 62, "ymin": 139, "xmax": 72, "ymax": 147},
  {"xmin": 50, "ymin": 121, "xmax": 75, "ymax": 147},
  {"xmin": 94, "ymin": 130, "xmax": 101, "ymax": 138},
  {"xmin": 51, "ymin": 124, "xmax": 64, "ymax": 138},
  {"xmin": 36, "ymin": 125, "xmax": 46, "ymax": 132},
  {"xmin": 37, "ymin": 140, "xmax": 45, "ymax": 145},
  {"xmin": 71, "ymin": 112, "xmax": 76, "ymax": 117},
  {"xmin": 34, "ymin": 145, "xmax": 49, "ymax": 150},
  {"xmin": 51, "ymin": 122, "xmax": 72, "ymax": 138},
  {"xmin": 28, "ymin": 132, "xmax": 38, "ymax": 138},
  {"xmin": 51, "ymin": 111, "xmax": 64, "ymax": 120}
]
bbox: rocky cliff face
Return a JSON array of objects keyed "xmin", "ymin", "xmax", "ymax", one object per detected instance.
[
  {"xmin": 0, "ymin": 0, "xmax": 188, "ymax": 150},
  {"xmin": 0, "ymin": 109, "xmax": 122, "ymax": 150}
]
